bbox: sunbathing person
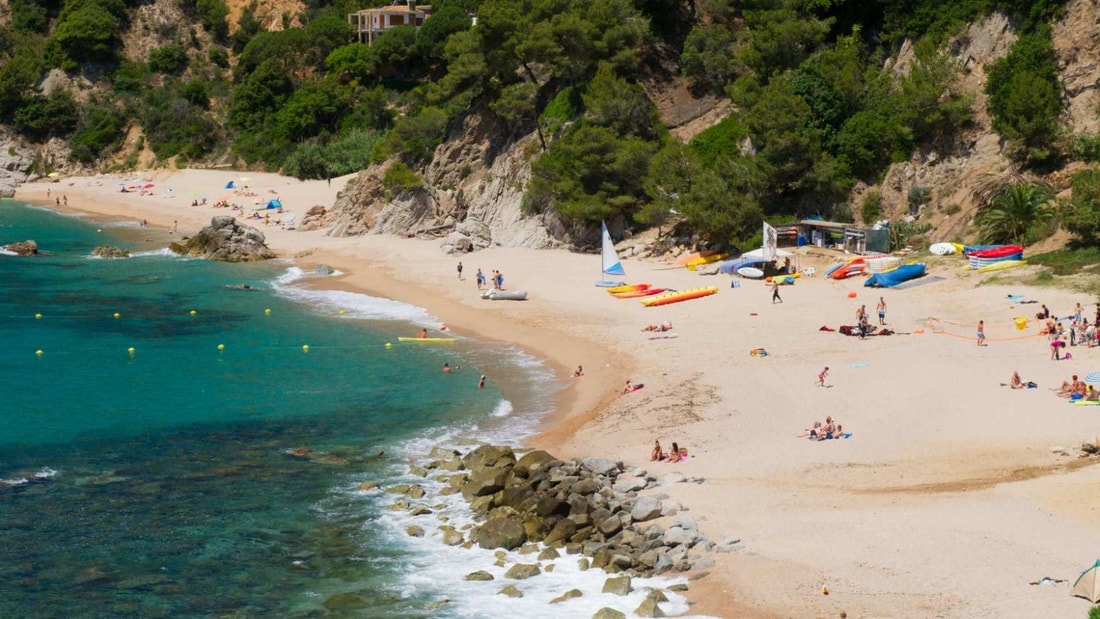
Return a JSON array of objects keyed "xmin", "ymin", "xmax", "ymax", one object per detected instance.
[
  {"xmin": 650, "ymin": 440, "xmax": 665, "ymax": 461},
  {"xmin": 667, "ymin": 442, "xmax": 681, "ymax": 463},
  {"xmin": 816, "ymin": 419, "xmax": 837, "ymax": 441},
  {"xmin": 642, "ymin": 321, "xmax": 673, "ymax": 332},
  {"xmin": 1010, "ymin": 371, "xmax": 1024, "ymax": 389}
]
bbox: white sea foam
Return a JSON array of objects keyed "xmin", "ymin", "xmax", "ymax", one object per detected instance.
[
  {"xmin": 0, "ymin": 247, "xmax": 17, "ymax": 256},
  {"xmin": 490, "ymin": 399, "xmax": 513, "ymax": 417},
  {"xmin": 273, "ymin": 267, "xmax": 435, "ymax": 323},
  {"xmin": 131, "ymin": 248, "xmax": 177, "ymax": 258}
]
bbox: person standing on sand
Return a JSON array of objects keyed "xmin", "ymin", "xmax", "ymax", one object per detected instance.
[
  {"xmin": 817, "ymin": 367, "xmax": 829, "ymax": 387},
  {"xmin": 977, "ymin": 320, "xmax": 986, "ymax": 346},
  {"xmin": 457, "ymin": 261, "xmax": 463, "ymax": 280},
  {"xmin": 771, "ymin": 280, "xmax": 782, "ymax": 304},
  {"xmin": 476, "ymin": 268, "xmax": 485, "ymax": 290},
  {"xmin": 877, "ymin": 297, "xmax": 887, "ymax": 325}
]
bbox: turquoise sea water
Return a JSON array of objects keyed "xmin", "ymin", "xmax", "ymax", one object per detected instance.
[{"xmin": 0, "ymin": 200, "xmax": 694, "ymax": 618}]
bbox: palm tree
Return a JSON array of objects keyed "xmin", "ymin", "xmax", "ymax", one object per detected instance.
[{"xmin": 976, "ymin": 182, "xmax": 1055, "ymax": 244}]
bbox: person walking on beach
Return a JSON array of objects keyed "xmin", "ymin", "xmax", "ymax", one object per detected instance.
[
  {"xmin": 771, "ymin": 280, "xmax": 782, "ymax": 304},
  {"xmin": 457, "ymin": 261, "xmax": 463, "ymax": 280},
  {"xmin": 817, "ymin": 367, "xmax": 829, "ymax": 387},
  {"xmin": 476, "ymin": 268, "xmax": 485, "ymax": 290},
  {"xmin": 977, "ymin": 320, "xmax": 986, "ymax": 346},
  {"xmin": 877, "ymin": 297, "xmax": 887, "ymax": 325}
]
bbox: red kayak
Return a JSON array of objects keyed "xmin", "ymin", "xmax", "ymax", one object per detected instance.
[{"xmin": 969, "ymin": 245, "xmax": 1024, "ymax": 259}]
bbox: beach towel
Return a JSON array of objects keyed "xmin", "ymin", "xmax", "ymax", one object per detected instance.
[{"xmin": 819, "ymin": 325, "xmax": 836, "ymax": 331}]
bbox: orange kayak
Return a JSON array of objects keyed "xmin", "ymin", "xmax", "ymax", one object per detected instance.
[
  {"xmin": 675, "ymin": 249, "xmax": 720, "ymax": 267},
  {"xmin": 641, "ymin": 287, "xmax": 718, "ymax": 307}
]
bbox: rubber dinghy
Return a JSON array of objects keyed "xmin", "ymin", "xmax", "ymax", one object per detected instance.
[{"xmin": 864, "ymin": 263, "xmax": 926, "ymax": 288}]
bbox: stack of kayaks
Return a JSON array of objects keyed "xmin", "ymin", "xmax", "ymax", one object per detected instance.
[
  {"xmin": 966, "ymin": 245, "xmax": 1024, "ymax": 270},
  {"xmin": 764, "ymin": 274, "xmax": 798, "ymax": 285},
  {"xmin": 641, "ymin": 287, "xmax": 718, "ymax": 307},
  {"xmin": 825, "ymin": 258, "xmax": 867, "ymax": 280}
]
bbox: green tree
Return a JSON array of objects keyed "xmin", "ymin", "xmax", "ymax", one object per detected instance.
[
  {"xmin": 0, "ymin": 35, "xmax": 45, "ymax": 119},
  {"xmin": 582, "ymin": 64, "xmax": 659, "ymax": 139},
  {"xmin": 71, "ymin": 105, "xmax": 126, "ymax": 163},
  {"xmin": 13, "ymin": 90, "xmax": 79, "ymax": 141},
  {"xmin": 51, "ymin": 1, "xmax": 123, "ymax": 69},
  {"xmin": 415, "ymin": 5, "xmax": 472, "ymax": 63},
  {"xmin": 680, "ymin": 24, "xmax": 737, "ymax": 93},
  {"xmin": 148, "ymin": 45, "xmax": 188, "ymax": 75},
  {"xmin": 1059, "ymin": 170, "xmax": 1100, "ymax": 245},
  {"xmin": 977, "ymin": 182, "xmax": 1055, "ymax": 244},
  {"xmin": 985, "ymin": 27, "xmax": 1065, "ymax": 166}
]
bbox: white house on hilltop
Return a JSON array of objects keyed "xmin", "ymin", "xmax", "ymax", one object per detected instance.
[{"xmin": 348, "ymin": 1, "xmax": 434, "ymax": 45}]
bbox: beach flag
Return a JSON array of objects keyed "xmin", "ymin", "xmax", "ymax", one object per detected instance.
[{"xmin": 762, "ymin": 221, "xmax": 778, "ymax": 262}]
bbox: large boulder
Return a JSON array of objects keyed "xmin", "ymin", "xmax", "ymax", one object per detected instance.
[
  {"xmin": 170, "ymin": 216, "xmax": 276, "ymax": 262},
  {"xmin": 462, "ymin": 467, "xmax": 509, "ymax": 500},
  {"xmin": 462, "ymin": 445, "xmax": 517, "ymax": 472},
  {"xmin": 476, "ymin": 517, "xmax": 528, "ymax": 550}
]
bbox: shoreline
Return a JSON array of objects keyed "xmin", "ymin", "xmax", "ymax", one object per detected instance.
[{"xmin": 15, "ymin": 171, "xmax": 1100, "ymax": 618}]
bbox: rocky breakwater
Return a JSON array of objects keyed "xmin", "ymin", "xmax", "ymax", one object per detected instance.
[
  {"xmin": 169, "ymin": 216, "xmax": 275, "ymax": 262},
  {"xmin": 374, "ymin": 444, "xmax": 741, "ymax": 618}
]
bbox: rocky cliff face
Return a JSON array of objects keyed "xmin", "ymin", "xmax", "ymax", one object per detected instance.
[
  {"xmin": 324, "ymin": 112, "xmax": 567, "ymax": 252},
  {"xmin": 0, "ymin": 131, "xmax": 36, "ymax": 198}
]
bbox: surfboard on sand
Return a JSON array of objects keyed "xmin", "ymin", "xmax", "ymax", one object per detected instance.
[{"xmin": 737, "ymin": 266, "xmax": 764, "ymax": 279}]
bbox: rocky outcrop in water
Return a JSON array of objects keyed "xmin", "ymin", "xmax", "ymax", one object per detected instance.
[
  {"xmin": 3, "ymin": 240, "xmax": 39, "ymax": 255},
  {"xmin": 169, "ymin": 216, "xmax": 276, "ymax": 262},
  {"xmin": 91, "ymin": 246, "xmax": 130, "ymax": 259}
]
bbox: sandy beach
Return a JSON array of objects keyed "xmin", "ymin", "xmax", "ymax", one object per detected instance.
[{"xmin": 16, "ymin": 170, "xmax": 1100, "ymax": 618}]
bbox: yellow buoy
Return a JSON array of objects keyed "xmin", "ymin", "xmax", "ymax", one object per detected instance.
[
  {"xmin": 264, "ymin": 308, "xmax": 272, "ymax": 316},
  {"xmin": 114, "ymin": 312, "xmax": 121, "ymax": 319},
  {"xmin": 190, "ymin": 310, "xmax": 197, "ymax": 316},
  {"xmin": 338, "ymin": 310, "xmax": 345, "ymax": 315},
  {"xmin": 217, "ymin": 343, "xmax": 225, "ymax": 351},
  {"xmin": 302, "ymin": 345, "xmax": 310, "ymax": 353},
  {"xmin": 385, "ymin": 342, "xmax": 392, "ymax": 349},
  {"xmin": 35, "ymin": 350, "xmax": 43, "ymax": 357},
  {"xmin": 128, "ymin": 347, "xmax": 136, "ymax": 355},
  {"xmin": 34, "ymin": 313, "xmax": 42, "ymax": 320}
]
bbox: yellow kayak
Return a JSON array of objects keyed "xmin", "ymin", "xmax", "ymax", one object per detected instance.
[
  {"xmin": 397, "ymin": 337, "xmax": 456, "ymax": 343},
  {"xmin": 606, "ymin": 283, "xmax": 650, "ymax": 294}
]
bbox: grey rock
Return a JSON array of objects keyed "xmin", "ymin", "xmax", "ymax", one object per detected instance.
[
  {"xmin": 634, "ymin": 598, "xmax": 665, "ymax": 618},
  {"xmin": 550, "ymin": 588, "xmax": 583, "ymax": 604},
  {"xmin": 601, "ymin": 575, "xmax": 632, "ymax": 596},
  {"xmin": 630, "ymin": 496, "xmax": 663, "ymax": 522},
  {"xmin": 503, "ymin": 563, "xmax": 541, "ymax": 580},
  {"xmin": 464, "ymin": 570, "xmax": 494, "ymax": 581},
  {"xmin": 612, "ymin": 476, "xmax": 648, "ymax": 493},
  {"xmin": 91, "ymin": 246, "xmax": 130, "ymax": 259},
  {"xmin": 581, "ymin": 457, "xmax": 620, "ymax": 476},
  {"xmin": 498, "ymin": 584, "xmax": 524, "ymax": 597},
  {"xmin": 592, "ymin": 609, "xmax": 627, "ymax": 619},
  {"xmin": 475, "ymin": 517, "xmax": 527, "ymax": 550}
]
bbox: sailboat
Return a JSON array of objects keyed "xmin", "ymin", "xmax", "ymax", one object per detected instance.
[{"xmin": 595, "ymin": 220, "xmax": 627, "ymax": 287}]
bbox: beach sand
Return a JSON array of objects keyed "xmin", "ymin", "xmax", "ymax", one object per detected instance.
[{"xmin": 16, "ymin": 170, "xmax": 1100, "ymax": 618}]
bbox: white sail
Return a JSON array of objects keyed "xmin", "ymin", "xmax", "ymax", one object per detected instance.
[{"xmin": 601, "ymin": 221, "xmax": 625, "ymax": 277}]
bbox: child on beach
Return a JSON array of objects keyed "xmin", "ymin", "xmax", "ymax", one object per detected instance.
[
  {"xmin": 977, "ymin": 320, "xmax": 985, "ymax": 346},
  {"xmin": 572, "ymin": 365, "xmax": 584, "ymax": 377},
  {"xmin": 817, "ymin": 367, "xmax": 829, "ymax": 387}
]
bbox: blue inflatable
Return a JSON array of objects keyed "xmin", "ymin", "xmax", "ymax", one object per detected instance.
[{"xmin": 865, "ymin": 263, "xmax": 926, "ymax": 288}]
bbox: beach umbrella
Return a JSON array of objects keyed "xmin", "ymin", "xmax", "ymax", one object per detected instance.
[
  {"xmin": 1072, "ymin": 559, "xmax": 1100, "ymax": 602},
  {"xmin": 1085, "ymin": 372, "xmax": 1100, "ymax": 384}
]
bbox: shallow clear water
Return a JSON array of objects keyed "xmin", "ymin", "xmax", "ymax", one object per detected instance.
[{"xmin": 0, "ymin": 200, "xmax": 694, "ymax": 618}]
